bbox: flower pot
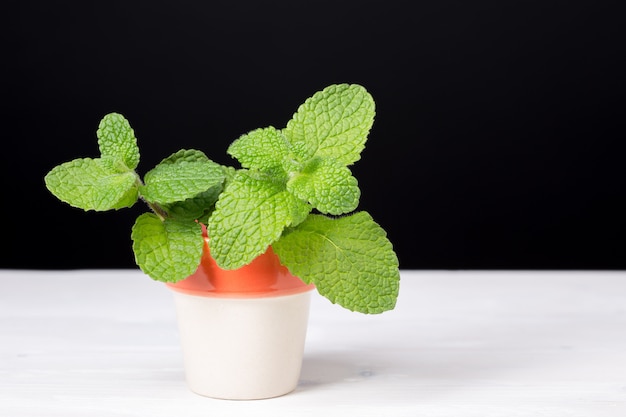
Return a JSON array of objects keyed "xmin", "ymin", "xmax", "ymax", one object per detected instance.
[{"xmin": 167, "ymin": 237, "xmax": 315, "ymax": 400}]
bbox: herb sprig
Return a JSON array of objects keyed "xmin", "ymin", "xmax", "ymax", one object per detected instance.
[{"xmin": 45, "ymin": 84, "xmax": 400, "ymax": 314}]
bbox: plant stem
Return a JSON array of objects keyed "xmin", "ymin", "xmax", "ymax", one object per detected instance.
[
  {"xmin": 141, "ymin": 197, "xmax": 169, "ymax": 221},
  {"xmin": 134, "ymin": 175, "xmax": 168, "ymax": 221}
]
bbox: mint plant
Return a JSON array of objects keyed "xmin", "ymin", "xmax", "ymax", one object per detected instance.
[{"xmin": 45, "ymin": 84, "xmax": 400, "ymax": 314}]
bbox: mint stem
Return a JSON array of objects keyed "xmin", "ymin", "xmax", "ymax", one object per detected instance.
[
  {"xmin": 135, "ymin": 177, "xmax": 169, "ymax": 221},
  {"xmin": 142, "ymin": 197, "xmax": 169, "ymax": 221}
]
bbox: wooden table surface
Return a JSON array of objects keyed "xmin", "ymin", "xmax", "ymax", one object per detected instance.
[{"xmin": 1, "ymin": 269, "xmax": 625, "ymax": 416}]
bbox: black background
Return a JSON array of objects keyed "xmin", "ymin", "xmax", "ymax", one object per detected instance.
[{"xmin": 3, "ymin": 1, "xmax": 625, "ymax": 270}]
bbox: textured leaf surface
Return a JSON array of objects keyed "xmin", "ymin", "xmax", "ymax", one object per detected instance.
[
  {"xmin": 228, "ymin": 127, "xmax": 291, "ymax": 170},
  {"xmin": 158, "ymin": 149, "xmax": 210, "ymax": 164},
  {"xmin": 162, "ymin": 185, "xmax": 222, "ymax": 222},
  {"xmin": 140, "ymin": 155, "xmax": 225, "ymax": 204},
  {"xmin": 283, "ymin": 84, "xmax": 375, "ymax": 166},
  {"xmin": 44, "ymin": 158, "xmax": 138, "ymax": 211},
  {"xmin": 287, "ymin": 157, "xmax": 360, "ymax": 215},
  {"xmin": 208, "ymin": 171, "xmax": 311, "ymax": 269},
  {"xmin": 273, "ymin": 212, "xmax": 400, "ymax": 314},
  {"xmin": 131, "ymin": 213, "xmax": 204, "ymax": 283},
  {"xmin": 97, "ymin": 113, "xmax": 140, "ymax": 170}
]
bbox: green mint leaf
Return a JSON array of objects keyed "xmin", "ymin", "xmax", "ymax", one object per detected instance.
[
  {"xmin": 158, "ymin": 149, "xmax": 211, "ymax": 164},
  {"xmin": 283, "ymin": 84, "xmax": 375, "ymax": 166},
  {"xmin": 131, "ymin": 213, "xmax": 204, "ymax": 283},
  {"xmin": 44, "ymin": 157, "xmax": 138, "ymax": 211},
  {"xmin": 97, "ymin": 113, "xmax": 140, "ymax": 170},
  {"xmin": 273, "ymin": 212, "xmax": 400, "ymax": 314},
  {"xmin": 140, "ymin": 151, "xmax": 225, "ymax": 204},
  {"xmin": 162, "ymin": 185, "xmax": 222, "ymax": 222},
  {"xmin": 221, "ymin": 165, "xmax": 238, "ymax": 187},
  {"xmin": 228, "ymin": 127, "xmax": 291, "ymax": 171},
  {"xmin": 208, "ymin": 170, "xmax": 311, "ymax": 269},
  {"xmin": 286, "ymin": 157, "xmax": 360, "ymax": 215},
  {"xmin": 164, "ymin": 165, "xmax": 236, "ymax": 223}
]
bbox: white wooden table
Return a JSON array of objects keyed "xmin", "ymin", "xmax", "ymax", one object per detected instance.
[{"xmin": 1, "ymin": 270, "xmax": 625, "ymax": 416}]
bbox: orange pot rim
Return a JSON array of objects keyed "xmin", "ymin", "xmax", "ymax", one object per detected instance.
[
  {"xmin": 166, "ymin": 235, "xmax": 315, "ymax": 299},
  {"xmin": 166, "ymin": 282, "xmax": 316, "ymax": 299}
]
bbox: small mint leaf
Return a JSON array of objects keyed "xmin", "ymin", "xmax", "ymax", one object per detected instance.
[
  {"xmin": 208, "ymin": 170, "xmax": 311, "ymax": 269},
  {"xmin": 172, "ymin": 166, "xmax": 237, "ymax": 225},
  {"xmin": 273, "ymin": 212, "xmax": 400, "ymax": 314},
  {"xmin": 283, "ymin": 84, "xmax": 375, "ymax": 166},
  {"xmin": 287, "ymin": 157, "xmax": 360, "ymax": 215},
  {"xmin": 219, "ymin": 165, "xmax": 238, "ymax": 190},
  {"xmin": 131, "ymin": 213, "xmax": 204, "ymax": 283},
  {"xmin": 228, "ymin": 127, "xmax": 291, "ymax": 170},
  {"xmin": 97, "ymin": 113, "xmax": 140, "ymax": 170},
  {"xmin": 159, "ymin": 149, "xmax": 211, "ymax": 164},
  {"xmin": 140, "ymin": 153, "xmax": 225, "ymax": 204},
  {"xmin": 162, "ymin": 184, "xmax": 222, "ymax": 222},
  {"xmin": 44, "ymin": 157, "xmax": 138, "ymax": 211}
]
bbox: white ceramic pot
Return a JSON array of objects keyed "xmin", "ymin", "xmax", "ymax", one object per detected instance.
[
  {"xmin": 167, "ymin": 238, "xmax": 315, "ymax": 400},
  {"xmin": 170, "ymin": 288, "xmax": 313, "ymax": 400}
]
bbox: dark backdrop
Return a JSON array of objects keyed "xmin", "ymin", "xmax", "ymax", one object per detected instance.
[{"xmin": 3, "ymin": 1, "xmax": 624, "ymax": 270}]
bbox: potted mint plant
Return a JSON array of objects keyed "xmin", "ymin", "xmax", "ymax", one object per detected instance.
[{"xmin": 45, "ymin": 84, "xmax": 400, "ymax": 399}]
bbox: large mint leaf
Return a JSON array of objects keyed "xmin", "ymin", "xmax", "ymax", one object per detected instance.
[
  {"xmin": 131, "ymin": 213, "xmax": 204, "ymax": 283},
  {"xmin": 228, "ymin": 127, "xmax": 291, "ymax": 171},
  {"xmin": 283, "ymin": 84, "xmax": 375, "ymax": 166},
  {"xmin": 44, "ymin": 157, "xmax": 138, "ymax": 211},
  {"xmin": 273, "ymin": 212, "xmax": 399, "ymax": 314},
  {"xmin": 140, "ymin": 152, "xmax": 225, "ymax": 204},
  {"xmin": 286, "ymin": 157, "xmax": 360, "ymax": 215},
  {"xmin": 97, "ymin": 113, "xmax": 140, "ymax": 170},
  {"xmin": 208, "ymin": 170, "xmax": 311, "ymax": 269}
]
